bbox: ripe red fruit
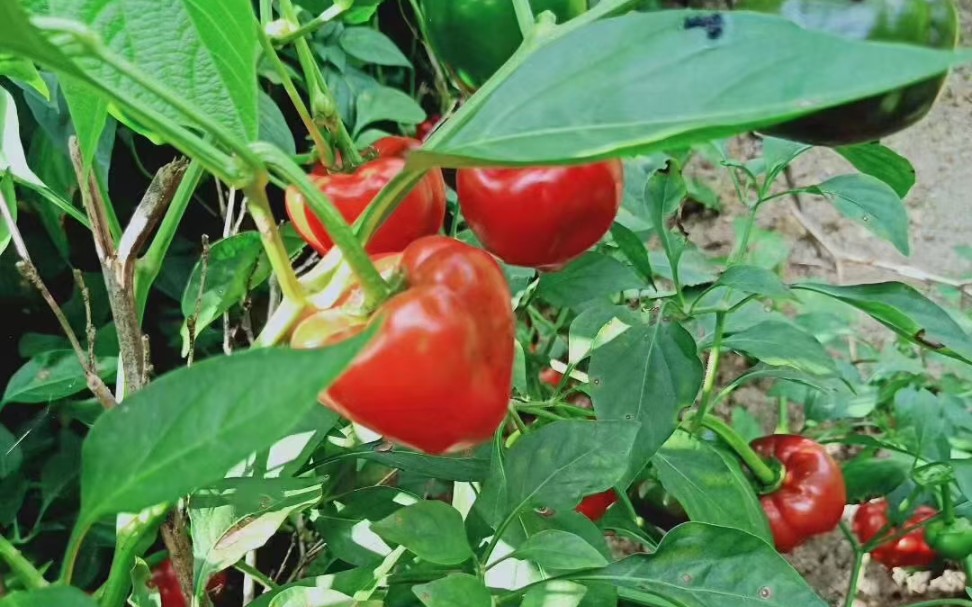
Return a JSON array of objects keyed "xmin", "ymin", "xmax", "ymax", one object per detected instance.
[
  {"xmin": 150, "ymin": 560, "xmax": 227, "ymax": 607},
  {"xmin": 576, "ymin": 490, "xmax": 618, "ymax": 522},
  {"xmin": 457, "ymin": 161, "xmax": 624, "ymax": 271},
  {"xmin": 853, "ymin": 500, "xmax": 938, "ymax": 569},
  {"xmin": 286, "ymin": 137, "xmax": 446, "ymax": 255}
]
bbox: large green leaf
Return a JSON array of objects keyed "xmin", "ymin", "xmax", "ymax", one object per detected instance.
[
  {"xmin": 0, "ymin": 2, "xmax": 89, "ymax": 81},
  {"xmin": 835, "ymin": 143, "xmax": 915, "ymax": 199},
  {"xmin": 46, "ymin": 0, "xmax": 259, "ymax": 141},
  {"xmin": 0, "ymin": 587, "xmax": 98, "ymax": 607},
  {"xmin": 652, "ymin": 430, "xmax": 772, "ymax": 543},
  {"xmin": 371, "ymin": 501, "xmax": 472, "ymax": 565},
  {"xmin": 314, "ymin": 486, "xmax": 418, "ymax": 567},
  {"xmin": 413, "ymin": 574, "xmax": 492, "ymax": 607},
  {"xmin": 537, "ymin": 252, "xmax": 644, "ymax": 308},
  {"xmin": 894, "ymin": 388, "xmax": 951, "ymax": 463},
  {"xmin": 590, "ymin": 321, "xmax": 703, "ymax": 482},
  {"xmin": 793, "ymin": 282, "xmax": 972, "ymax": 365},
  {"xmin": 511, "ymin": 529, "xmax": 609, "ymax": 571},
  {"xmin": 0, "ymin": 172, "xmax": 17, "ymax": 257},
  {"xmin": 417, "ymin": 10, "xmax": 971, "ymax": 165},
  {"xmin": 722, "ymin": 321, "xmax": 836, "ymax": 376},
  {"xmin": 2, "ymin": 349, "xmax": 118, "ymax": 405},
  {"xmin": 79, "ymin": 334, "xmax": 369, "ymax": 524},
  {"xmin": 806, "ymin": 174, "xmax": 909, "ymax": 254},
  {"xmin": 715, "ymin": 265, "xmax": 792, "ymax": 299},
  {"xmin": 354, "ymin": 444, "xmax": 491, "ymax": 482},
  {"xmin": 0, "ymin": 424, "xmax": 23, "ymax": 478},
  {"xmin": 190, "ymin": 477, "xmax": 323, "ymax": 596},
  {"xmin": 576, "ymin": 523, "xmax": 828, "ymax": 607}
]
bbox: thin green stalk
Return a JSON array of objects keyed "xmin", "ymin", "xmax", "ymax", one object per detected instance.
[
  {"xmin": 135, "ymin": 159, "xmax": 204, "ymax": 319},
  {"xmin": 692, "ymin": 312, "xmax": 726, "ymax": 430},
  {"xmin": 272, "ymin": 3, "xmax": 347, "ymax": 45},
  {"xmin": 941, "ymin": 482, "xmax": 955, "ymax": 524},
  {"xmin": 699, "ymin": 415, "xmax": 778, "ymax": 487},
  {"xmin": 255, "ymin": 142, "xmax": 389, "ymax": 308},
  {"xmin": 97, "ymin": 506, "xmax": 168, "ymax": 607},
  {"xmin": 351, "ymin": 169, "xmax": 426, "ymax": 248},
  {"xmin": 481, "ymin": 513, "xmax": 518, "ymax": 569},
  {"xmin": 776, "ymin": 397, "xmax": 790, "ymax": 434},
  {"xmin": 0, "ymin": 533, "xmax": 48, "ymax": 590},
  {"xmin": 243, "ymin": 176, "xmax": 305, "ymax": 304},
  {"xmin": 233, "ymin": 560, "xmax": 277, "ymax": 590},
  {"xmin": 517, "ymin": 405, "xmax": 564, "ymax": 422},
  {"xmin": 58, "ymin": 521, "xmax": 89, "ymax": 584},
  {"xmin": 256, "ymin": 26, "xmax": 334, "ymax": 167},
  {"xmin": 844, "ymin": 549, "xmax": 865, "ymax": 607},
  {"xmin": 730, "ymin": 204, "xmax": 760, "ymax": 265},
  {"xmin": 512, "ymin": 0, "xmax": 536, "ymax": 39}
]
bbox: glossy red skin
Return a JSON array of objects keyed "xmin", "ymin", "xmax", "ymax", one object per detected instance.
[
  {"xmin": 751, "ymin": 435, "xmax": 847, "ymax": 553},
  {"xmin": 853, "ymin": 500, "xmax": 938, "ymax": 569},
  {"xmin": 150, "ymin": 560, "xmax": 227, "ymax": 607},
  {"xmin": 286, "ymin": 137, "xmax": 446, "ymax": 255},
  {"xmin": 417, "ymin": 115, "xmax": 441, "ymax": 141},
  {"xmin": 576, "ymin": 490, "xmax": 618, "ymax": 522},
  {"xmin": 291, "ymin": 236, "xmax": 515, "ymax": 454},
  {"xmin": 457, "ymin": 161, "xmax": 624, "ymax": 271},
  {"xmin": 539, "ymin": 368, "xmax": 563, "ymax": 387}
]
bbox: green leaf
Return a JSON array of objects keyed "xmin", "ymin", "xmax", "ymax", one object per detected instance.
[
  {"xmin": 646, "ymin": 170, "xmax": 687, "ymax": 279},
  {"xmin": 715, "ymin": 265, "xmax": 792, "ymax": 299},
  {"xmin": 314, "ymin": 486, "xmax": 418, "ymax": 567},
  {"xmin": 339, "ymin": 27, "xmax": 411, "ymax": 68},
  {"xmin": 418, "ymin": 10, "xmax": 971, "ymax": 165},
  {"xmin": 652, "ymin": 430, "xmax": 772, "ymax": 543},
  {"xmin": 590, "ymin": 321, "xmax": 703, "ymax": 482},
  {"xmin": 793, "ymin": 282, "xmax": 972, "ymax": 365},
  {"xmin": 49, "ymin": 0, "xmax": 259, "ymax": 141},
  {"xmin": 62, "ymin": 78, "xmax": 109, "ymax": 171},
  {"xmin": 722, "ymin": 321, "xmax": 836, "ymax": 376},
  {"xmin": 39, "ymin": 431, "xmax": 82, "ymax": 510},
  {"xmin": 190, "ymin": 477, "xmax": 323, "ymax": 595},
  {"xmin": 836, "ymin": 143, "xmax": 915, "ymax": 198},
  {"xmin": 129, "ymin": 558, "xmax": 161, "ymax": 607},
  {"xmin": 413, "ymin": 574, "xmax": 492, "ymax": 607},
  {"xmin": 180, "ymin": 232, "xmax": 272, "ymax": 355},
  {"xmin": 0, "ymin": 1, "xmax": 89, "ymax": 82},
  {"xmin": 79, "ymin": 334, "xmax": 369, "ymax": 523},
  {"xmin": 894, "ymin": 388, "xmax": 951, "ymax": 463},
  {"xmin": 246, "ymin": 569, "xmax": 376, "ymax": 607},
  {"xmin": 0, "ymin": 55, "xmax": 49, "ymax": 98},
  {"xmin": 353, "ymin": 85, "xmax": 425, "ymax": 135},
  {"xmin": 501, "ymin": 420, "xmax": 639, "ymax": 516},
  {"xmin": 0, "ymin": 171, "xmax": 17, "ymax": 257},
  {"xmin": 760, "ymin": 136, "xmax": 810, "ymax": 176},
  {"xmin": 537, "ymin": 252, "xmax": 644, "ymax": 308},
  {"xmin": 521, "ymin": 580, "xmax": 588, "ymax": 607},
  {"xmin": 576, "ymin": 523, "xmax": 828, "ymax": 607},
  {"xmin": 371, "ymin": 501, "xmax": 472, "ymax": 565},
  {"xmin": 0, "ymin": 586, "xmax": 99, "ymax": 607},
  {"xmin": 2, "ymin": 350, "xmax": 118, "ymax": 404},
  {"xmin": 268, "ymin": 587, "xmax": 356, "ymax": 607},
  {"xmin": 842, "ymin": 453, "xmax": 911, "ymax": 504},
  {"xmin": 806, "ymin": 174, "xmax": 909, "ymax": 255},
  {"xmin": 259, "ymin": 91, "xmax": 296, "ymax": 156},
  {"xmin": 512, "ymin": 529, "xmax": 609, "ymax": 570},
  {"xmin": 0, "ymin": 424, "xmax": 23, "ymax": 478},
  {"xmin": 568, "ymin": 305, "xmax": 641, "ymax": 365},
  {"xmin": 610, "ymin": 223, "xmax": 654, "ymax": 285},
  {"xmin": 355, "ymin": 445, "xmax": 490, "ymax": 482}
]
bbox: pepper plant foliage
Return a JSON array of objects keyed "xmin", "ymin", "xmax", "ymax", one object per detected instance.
[{"xmin": 1, "ymin": 0, "xmax": 972, "ymax": 606}]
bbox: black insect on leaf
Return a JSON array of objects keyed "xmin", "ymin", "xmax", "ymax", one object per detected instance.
[{"xmin": 683, "ymin": 13, "xmax": 725, "ymax": 40}]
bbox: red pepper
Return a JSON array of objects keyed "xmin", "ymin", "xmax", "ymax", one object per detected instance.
[
  {"xmin": 853, "ymin": 500, "xmax": 938, "ymax": 568},
  {"xmin": 539, "ymin": 368, "xmax": 563, "ymax": 387},
  {"xmin": 576, "ymin": 490, "xmax": 617, "ymax": 522},
  {"xmin": 150, "ymin": 560, "xmax": 227, "ymax": 607},
  {"xmin": 751, "ymin": 435, "xmax": 847, "ymax": 552},
  {"xmin": 286, "ymin": 136, "xmax": 446, "ymax": 256},
  {"xmin": 416, "ymin": 115, "xmax": 441, "ymax": 141},
  {"xmin": 457, "ymin": 161, "xmax": 624, "ymax": 271},
  {"xmin": 291, "ymin": 236, "xmax": 515, "ymax": 454}
]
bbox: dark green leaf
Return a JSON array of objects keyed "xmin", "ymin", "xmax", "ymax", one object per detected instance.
[
  {"xmin": 806, "ymin": 174, "xmax": 909, "ymax": 255},
  {"xmin": 610, "ymin": 223, "xmax": 654, "ymax": 285},
  {"xmin": 245, "ymin": 569, "xmax": 376, "ymax": 607},
  {"xmin": 590, "ymin": 321, "xmax": 703, "ymax": 482},
  {"xmin": 413, "ymin": 574, "xmax": 492, "ymax": 607},
  {"xmin": 80, "ymin": 334, "xmax": 369, "ymax": 523},
  {"xmin": 842, "ymin": 454, "xmax": 911, "ymax": 504},
  {"xmin": 722, "ymin": 321, "xmax": 836, "ymax": 376},
  {"xmin": 267, "ymin": 587, "xmax": 356, "ymax": 606},
  {"xmin": 0, "ymin": 424, "xmax": 22, "ymax": 478},
  {"xmin": 502, "ymin": 421, "xmax": 638, "ymax": 516},
  {"xmin": 0, "ymin": 586, "xmax": 98, "ymax": 607},
  {"xmin": 568, "ymin": 305, "xmax": 642, "ymax": 365},
  {"xmin": 339, "ymin": 27, "xmax": 411, "ymax": 68},
  {"xmin": 49, "ymin": 0, "xmax": 259, "ymax": 141},
  {"xmin": 537, "ymin": 253, "xmax": 643, "ymax": 308},
  {"xmin": 61, "ymin": 79, "xmax": 108, "ymax": 171},
  {"xmin": 794, "ymin": 282, "xmax": 972, "ymax": 365},
  {"xmin": 894, "ymin": 388, "xmax": 951, "ymax": 463},
  {"xmin": 356, "ymin": 445, "xmax": 490, "ymax": 482},
  {"xmin": 418, "ymin": 11, "xmax": 970, "ymax": 165},
  {"xmin": 653, "ymin": 430, "xmax": 772, "ymax": 543},
  {"xmin": 0, "ymin": 1, "xmax": 89, "ymax": 82},
  {"xmin": 2, "ymin": 350, "xmax": 118, "ymax": 404},
  {"xmin": 190, "ymin": 477, "xmax": 323, "ymax": 594},
  {"xmin": 836, "ymin": 143, "xmax": 915, "ymax": 198},
  {"xmin": 39, "ymin": 431, "xmax": 81, "ymax": 509},
  {"xmin": 522, "ymin": 581, "xmax": 588, "ymax": 607},
  {"xmin": 576, "ymin": 523, "xmax": 828, "ymax": 607},
  {"xmin": 648, "ymin": 248, "xmax": 719, "ymax": 287},
  {"xmin": 512, "ymin": 529, "xmax": 609, "ymax": 570},
  {"xmin": 314, "ymin": 486, "xmax": 417, "ymax": 567},
  {"xmin": 715, "ymin": 265, "xmax": 791, "ymax": 299},
  {"xmin": 761, "ymin": 137, "xmax": 810, "ymax": 176},
  {"xmin": 259, "ymin": 91, "xmax": 296, "ymax": 156},
  {"xmin": 354, "ymin": 85, "xmax": 424, "ymax": 135},
  {"xmin": 372, "ymin": 501, "xmax": 472, "ymax": 565}
]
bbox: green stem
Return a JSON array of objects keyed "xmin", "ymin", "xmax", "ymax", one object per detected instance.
[
  {"xmin": 135, "ymin": 159, "xmax": 204, "ymax": 319},
  {"xmin": 58, "ymin": 521, "xmax": 89, "ymax": 584},
  {"xmin": 256, "ymin": 26, "xmax": 335, "ymax": 167},
  {"xmin": 242, "ymin": 176, "xmax": 306, "ymax": 304},
  {"xmin": 517, "ymin": 405, "xmax": 564, "ymax": 422},
  {"xmin": 941, "ymin": 483, "xmax": 956, "ymax": 524},
  {"xmin": 731, "ymin": 204, "xmax": 760, "ymax": 265},
  {"xmin": 351, "ymin": 169, "xmax": 426, "ymax": 248},
  {"xmin": 692, "ymin": 312, "xmax": 725, "ymax": 430},
  {"xmin": 233, "ymin": 560, "xmax": 277, "ymax": 590},
  {"xmin": 844, "ymin": 548, "xmax": 865, "ymax": 607},
  {"xmin": 512, "ymin": 0, "xmax": 536, "ymax": 39},
  {"xmin": 699, "ymin": 415, "xmax": 778, "ymax": 487},
  {"xmin": 776, "ymin": 397, "xmax": 790, "ymax": 434},
  {"xmin": 98, "ymin": 506, "xmax": 168, "ymax": 607},
  {"xmin": 254, "ymin": 142, "xmax": 389, "ymax": 308},
  {"xmin": 481, "ymin": 514, "xmax": 518, "ymax": 569},
  {"xmin": 272, "ymin": 3, "xmax": 347, "ymax": 45},
  {"xmin": 0, "ymin": 534, "xmax": 48, "ymax": 590}
]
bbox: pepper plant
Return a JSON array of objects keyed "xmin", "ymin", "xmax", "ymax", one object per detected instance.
[{"xmin": 0, "ymin": 0, "xmax": 971, "ymax": 606}]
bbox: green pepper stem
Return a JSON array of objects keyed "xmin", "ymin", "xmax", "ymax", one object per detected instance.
[
  {"xmin": 692, "ymin": 312, "xmax": 726, "ymax": 431},
  {"xmin": 253, "ymin": 143, "xmax": 389, "ymax": 309},
  {"xmin": 512, "ymin": 0, "xmax": 536, "ymax": 39},
  {"xmin": 272, "ymin": 3, "xmax": 346, "ymax": 45},
  {"xmin": 942, "ymin": 483, "xmax": 956, "ymax": 524},
  {"xmin": 700, "ymin": 415, "xmax": 779, "ymax": 487},
  {"xmin": 0, "ymin": 533, "xmax": 48, "ymax": 589},
  {"xmin": 242, "ymin": 177, "xmax": 305, "ymax": 304}
]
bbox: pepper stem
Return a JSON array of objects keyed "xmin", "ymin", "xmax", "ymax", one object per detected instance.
[
  {"xmin": 699, "ymin": 414, "xmax": 780, "ymax": 488},
  {"xmin": 512, "ymin": 0, "xmax": 536, "ymax": 40},
  {"xmin": 941, "ymin": 482, "xmax": 956, "ymax": 525}
]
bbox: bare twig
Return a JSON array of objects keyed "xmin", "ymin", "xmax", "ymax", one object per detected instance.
[
  {"xmin": 160, "ymin": 509, "xmax": 194, "ymax": 603},
  {"xmin": 72, "ymin": 270, "xmax": 97, "ymax": 368}
]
